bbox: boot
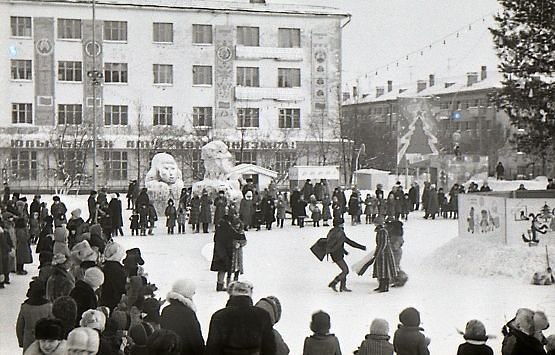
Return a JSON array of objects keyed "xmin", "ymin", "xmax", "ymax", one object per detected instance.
[
  {"xmin": 216, "ymin": 282, "xmax": 226, "ymax": 292},
  {"xmin": 328, "ymin": 277, "xmax": 339, "ymax": 292},
  {"xmin": 377, "ymin": 278, "xmax": 389, "ymax": 293},
  {"xmin": 339, "ymin": 279, "xmax": 352, "ymax": 292}
]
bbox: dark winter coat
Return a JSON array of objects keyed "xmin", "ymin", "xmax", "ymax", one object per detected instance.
[
  {"xmin": 313, "ymin": 183, "xmax": 323, "ymax": 201},
  {"xmin": 205, "ymin": 296, "xmax": 276, "ymax": 355},
  {"xmin": 326, "ymin": 226, "xmax": 365, "ymax": 262},
  {"xmin": 0, "ymin": 228, "xmax": 14, "ymax": 276},
  {"xmin": 239, "ymin": 198, "xmax": 255, "ymax": 226},
  {"xmin": 449, "ymin": 188, "xmax": 460, "ymax": 212},
  {"xmin": 30, "ymin": 199, "xmax": 41, "ymax": 216},
  {"xmin": 200, "ymin": 195, "xmax": 212, "ymax": 224},
  {"xmin": 136, "ymin": 190, "xmax": 150, "ymax": 208},
  {"xmin": 457, "ymin": 342, "xmax": 494, "ymax": 355},
  {"xmin": 502, "ymin": 320, "xmax": 546, "ymax": 355},
  {"xmin": 276, "ymin": 199, "xmax": 286, "ymax": 219},
  {"xmin": 302, "ymin": 182, "xmax": 314, "ymax": 201},
  {"xmin": 148, "ymin": 204, "xmax": 158, "ymax": 225},
  {"xmin": 303, "ymin": 334, "xmax": 342, "ymax": 355},
  {"xmin": 87, "ymin": 195, "xmax": 96, "ymax": 222},
  {"xmin": 138, "ymin": 206, "xmax": 149, "ymax": 228},
  {"xmin": 46, "ymin": 265, "xmax": 75, "ymax": 302},
  {"xmin": 189, "ymin": 197, "xmax": 201, "ymax": 224},
  {"xmin": 16, "ymin": 221, "xmax": 33, "ymax": 264},
  {"xmin": 261, "ymin": 197, "xmax": 276, "ymax": 223},
  {"xmin": 210, "ymin": 219, "xmax": 242, "ymax": 272},
  {"xmin": 69, "ymin": 280, "xmax": 98, "ymax": 325},
  {"xmin": 393, "ymin": 325, "xmax": 430, "ymax": 355},
  {"xmin": 294, "ymin": 200, "xmax": 307, "ymax": 218},
  {"xmin": 66, "ymin": 217, "xmax": 85, "ymax": 240},
  {"xmin": 214, "ymin": 196, "xmax": 228, "ymax": 225},
  {"xmin": 160, "ymin": 298, "xmax": 205, "ymax": 355},
  {"xmin": 130, "ymin": 214, "xmax": 140, "ymax": 229},
  {"xmin": 408, "ymin": 185, "xmax": 419, "ymax": 206},
  {"xmin": 165, "ymin": 204, "xmax": 177, "ymax": 228},
  {"xmin": 16, "ymin": 298, "xmax": 52, "ymax": 350},
  {"xmin": 108, "ymin": 198, "xmax": 123, "ymax": 228},
  {"xmin": 356, "ymin": 334, "xmax": 394, "ymax": 355},
  {"xmin": 421, "ymin": 186, "xmax": 430, "ymax": 211},
  {"xmin": 51, "ymin": 202, "xmax": 67, "ymax": 227},
  {"xmin": 348, "ymin": 194, "xmax": 361, "ymax": 216},
  {"xmin": 100, "ymin": 261, "xmax": 127, "ymax": 311},
  {"xmin": 373, "ymin": 226, "xmax": 397, "ymax": 280},
  {"xmin": 322, "ymin": 197, "xmax": 332, "ymax": 220},
  {"xmin": 427, "ymin": 188, "xmax": 439, "ymax": 216}
]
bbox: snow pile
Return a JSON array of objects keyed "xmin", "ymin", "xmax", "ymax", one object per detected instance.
[
  {"xmin": 425, "ymin": 236, "xmax": 554, "ymax": 280},
  {"xmin": 465, "ymin": 176, "xmax": 549, "ymax": 192}
]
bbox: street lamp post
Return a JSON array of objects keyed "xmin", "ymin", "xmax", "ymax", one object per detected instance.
[{"xmin": 91, "ymin": 0, "xmax": 98, "ymax": 191}]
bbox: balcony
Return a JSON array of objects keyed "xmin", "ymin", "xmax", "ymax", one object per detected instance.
[
  {"xmin": 235, "ymin": 45, "xmax": 303, "ymax": 61},
  {"xmin": 235, "ymin": 87, "xmax": 305, "ymax": 102}
]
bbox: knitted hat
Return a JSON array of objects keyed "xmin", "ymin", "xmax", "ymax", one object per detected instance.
[
  {"xmin": 71, "ymin": 209, "xmax": 81, "ymax": 219},
  {"xmin": 51, "ymin": 253, "xmax": 67, "ymax": 266},
  {"xmin": 39, "ymin": 251, "xmax": 54, "ymax": 268},
  {"xmin": 463, "ymin": 319, "xmax": 488, "ymax": 341},
  {"xmin": 26, "ymin": 280, "xmax": 45, "ymax": 299},
  {"xmin": 227, "ymin": 281, "xmax": 253, "ymax": 297},
  {"xmin": 67, "ymin": 327, "xmax": 100, "ymax": 352},
  {"xmin": 35, "ymin": 318, "xmax": 65, "ymax": 340},
  {"xmin": 255, "ymin": 296, "xmax": 282, "ymax": 325},
  {"xmin": 80, "ymin": 309, "xmax": 106, "ymax": 332},
  {"xmin": 370, "ymin": 318, "xmax": 390, "ymax": 336},
  {"xmin": 54, "ymin": 226, "xmax": 69, "ymax": 243},
  {"xmin": 110, "ymin": 310, "xmax": 130, "ymax": 331},
  {"xmin": 72, "ymin": 240, "xmax": 97, "ymax": 262},
  {"xmin": 142, "ymin": 297, "xmax": 162, "ymax": 324},
  {"xmin": 310, "ymin": 310, "xmax": 331, "ymax": 335},
  {"xmin": 534, "ymin": 311, "xmax": 549, "ymax": 331},
  {"xmin": 83, "ymin": 267, "xmax": 104, "ymax": 289},
  {"xmin": 104, "ymin": 242, "xmax": 125, "ymax": 262},
  {"xmin": 52, "ymin": 296, "xmax": 78, "ymax": 331},
  {"xmin": 399, "ymin": 307, "xmax": 421, "ymax": 327}
]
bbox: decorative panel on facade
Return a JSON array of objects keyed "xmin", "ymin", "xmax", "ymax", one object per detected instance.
[
  {"xmin": 235, "ymin": 46, "xmax": 303, "ymax": 61},
  {"xmin": 235, "ymin": 87, "xmax": 305, "ymax": 101}
]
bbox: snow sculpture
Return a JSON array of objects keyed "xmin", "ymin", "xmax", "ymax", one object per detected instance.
[
  {"xmin": 192, "ymin": 140, "xmax": 243, "ymax": 203},
  {"xmin": 145, "ymin": 153, "xmax": 184, "ymax": 214}
]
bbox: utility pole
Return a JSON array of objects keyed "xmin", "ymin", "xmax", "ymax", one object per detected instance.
[{"xmin": 90, "ymin": 0, "xmax": 99, "ymax": 191}]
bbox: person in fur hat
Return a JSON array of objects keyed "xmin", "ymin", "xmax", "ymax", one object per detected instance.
[
  {"xmin": 159, "ymin": 278, "xmax": 205, "ymax": 355},
  {"xmin": 147, "ymin": 329, "xmax": 182, "ymax": 355},
  {"xmin": 17, "ymin": 281, "xmax": 53, "ymax": 351},
  {"xmin": 393, "ymin": 307, "xmax": 430, "ymax": 355},
  {"xmin": 128, "ymin": 321, "xmax": 155, "ymax": 355},
  {"xmin": 99, "ymin": 242, "xmax": 127, "ymax": 311},
  {"xmin": 205, "ymin": 281, "xmax": 275, "ymax": 355},
  {"xmin": 66, "ymin": 209, "xmax": 85, "ymax": 248},
  {"xmin": 66, "ymin": 326, "xmax": 100, "ymax": 355},
  {"xmin": 88, "ymin": 224, "xmax": 106, "ymax": 254},
  {"xmin": 53, "ymin": 226, "xmax": 71, "ymax": 259},
  {"xmin": 36, "ymin": 215, "xmax": 54, "ymax": 255},
  {"xmin": 502, "ymin": 308, "xmax": 546, "ymax": 355},
  {"xmin": 372, "ymin": 216, "xmax": 398, "ymax": 292},
  {"xmin": 71, "ymin": 240, "xmax": 98, "ymax": 281},
  {"xmin": 456, "ymin": 319, "xmax": 493, "ymax": 355},
  {"xmin": 46, "ymin": 253, "xmax": 75, "ymax": 302},
  {"xmin": 50, "ymin": 196, "xmax": 67, "ymax": 227},
  {"xmin": 70, "ymin": 267, "xmax": 104, "ymax": 326},
  {"xmin": 355, "ymin": 318, "xmax": 394, "ymax": 355},
  {"xmin": 255, "ymin": 296, "xmax": 290, "ymax": 355},
  {"xmin": 326, "ymin": 217, "xmax": 366, "ymax": 292},
  {"xmin": 37, "ymin": 251, "xmax": 55, "ymax": 284},
  {"xmin": 123, "ymin": 248, "xmax": 144, "ymax": 277},
  {"xmin": 15, "ymin": 215, "xmax": 33, "ymax": 275},
  {"xmin": 52, "ymin": 296, "xmax": 78, "ymax": 338},
  {"xmin": 80, "ymin": 309, "xmax": 106, "ymax": 333},
  {"xmin": 211, "ymin": 214, "xmax": 244, "ymax": 291},
  {"xmin": 24, "ymin": 318, "xmax": 67, "ymax": 355},
  {"xmin": 303, "ymin": 310, "xmax": 342, "ymax": 355}
]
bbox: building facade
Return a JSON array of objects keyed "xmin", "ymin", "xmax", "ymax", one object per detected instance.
[{"xmin": 1, "ymin": 0, "xmax": 350, "ymax": 191}]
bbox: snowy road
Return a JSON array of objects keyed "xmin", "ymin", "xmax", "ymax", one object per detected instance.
[{"xmin": 2, "ymin": 208, "xmax": 554, "ymax": 354}]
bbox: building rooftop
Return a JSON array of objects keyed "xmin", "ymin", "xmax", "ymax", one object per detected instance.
[{"xmin": 7, "ymin": 0, "xmax": 351, "ymax": 17}]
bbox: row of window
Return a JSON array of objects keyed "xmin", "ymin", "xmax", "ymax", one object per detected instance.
[
  {"xmin": 10, "ymin": 17, "xmax": 301, "ymax": 47},
  {"xmin": 11, "ymin": 60, "xmax": 301, "ymax": 87},
  {"xmin": 439, "ymin": 99, "xmax": 490, "ymax": 110},
  {"xmin": 10, "ymin": 149, "xmax": 297, "ymax": 181},
  {"xmin": 11, "ymin": 103, "xmax": 302, "ymax": 128}
]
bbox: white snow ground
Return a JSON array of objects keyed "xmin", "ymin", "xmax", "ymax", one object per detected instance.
[{"xmin": 2, "ymin": 181, "xmax": 555, "ymax": 354}]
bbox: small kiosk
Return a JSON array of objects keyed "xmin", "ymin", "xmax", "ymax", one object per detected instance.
[{"xmin": 289, "ymin": 165, "xmax": 340, "ymax": 192}]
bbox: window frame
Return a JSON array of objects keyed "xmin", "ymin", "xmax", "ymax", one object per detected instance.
[
  {"xmin": 153, "ymin": 22, "xmax": 173, "ymax": 43},
  {"xmin": 104, "ymin": 105, "xmax": 128, "ymax": 126},
  {"xmin": 103, "ymin": 21, "xmax": 128, "ymax": 42},
  {"xmin": 237, "ymin": 108, "xmax": 260, "ymax": 128},
  {"xmin": 236, "ymin": 67, "xmax": 260, "ymax": 87},
  {"xmin": 103, "ymin": 151, "xmax": 128, "ymax": 181},
  {"xmin": 10, "ymin": 59, "xmax": 32, "ymax": 80},
  {"xmin": 278, "ymin": 108, "xmax": 301, "ymax": 128},
  {"xmin": 11, "ymin": 150, "xmax": 38, "ymax": 180},
  {"xmin": 153, "ymin": 106, "xmax": 173, "ymax": 126},
  {"xmin": 58, "ymin": 104, "xmax": 83, "ymax": 125},
  {"xmin": 10, "ymin": 16, "xmax": 32, "ymax": 37},
  {"xmin": 236, "ymin": 26, "xmax": 260, "ymax": 46},
  {"xmin": 11, "ymin": 103, "xmax": 33, "ymax": 124},
  {"xmin": 193, "ymin": 107, "xmax": 213, "ymax": 127},
  {"xmin": 278, "ymin": 28, "xmax": 301, "ymax": 48},
  {"xmin": 58, "ymin": 61, "xmax": 83, "ymax": 82},
  {"xmin": 278, "ymin": 68, "xmax": 301, "ymax": 88},
  {"xmin": 192, "ymin": 65, "xmax": 213, "ymax": 86},
  {"xmin": 57, "ymin": 18, "xmax": 82, "ymax": 40},
  {"xmin": 192, "ymin": 24, "xmax": 213, "ymax": 44},
  {"xmin": 153, "ymin": 64, "xmax": 173, "ymax": 85},
  {"xmin": 104, "ymin": 62, "xmax": 128, "ymax": 83}
]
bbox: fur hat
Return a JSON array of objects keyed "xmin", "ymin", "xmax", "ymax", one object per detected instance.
[
  {"xmin": 52, "ymin": 296, "xmax": 78, "ymax": 333},
  {"xmin": 167, "ymin": 279, "xmax": 197, "ymax": 312},
  {"xmin": 71, "ymin": 209, "xmax": 82, "ymax": 219},
  {"xmin": 54, "ymin": 226, "xmax": 69, "ymax": 243},
  {"xmin": 129, "ymin": 323, "xmax": 154, "ymax": 346},
  {"xmin": 227, "ymin": 281, "xmax": 253, "ymax": 297},
  {"xmin": 26, "ymin": 280, "xmax": 45, "ymax": 299},
  {"xmin": 51, "ymin": 253, "xmax": 67, "ymax": 266},
  {"xmin": 72, "ymin": 240, "xmax": 97, "ymax": 262},
  {"xmin": 35, "ymin": 318, "xmax": 65, "ymax": 340},
  {"xmin": 39, "ymin": 251, "xmax": 53, "ymax": 268},
  {"xmin": 370, "ymin": 318, "xmax": 390, "ymax": 336},
  {"xmin": 534, "ymin": 311, "xmax": 549, "ymax": 331},
  {"xmin": 104, "ymin": 242, "xmax": 125, "ymax": 262},
  {"xmin": 462, "ymin": 319, "xmax": 488, "ymax": 341},
  {"xmin": 80, "ymin": 309, "xmax": 106, "ymax": 332},
  {"xmin": 53, "ymin": 195, "xmax": 61, "ymax": 202},
  {"xmin": 514, "ymin": 308, "xmax": 535, "ymax": 335},
  {"xmin": 546, "ymin": 334, "xmax": 555, "ymax": 351},
  {"xmin": 399, "ymin": 307, "xmax": 421, "ymax": 327},
  {"xmin": 83, "ymin": 267, "xmax": 104, "ymax": 289},
  {"xmin": 310, "ymin": 310, "xmax": 331, "ymax": 335},
  {"xmin": 110, "ymin": 310, "xmax": 130, "ymax": 331},
  {"xmin": 67, "ymin": 327, "xmax": 100, "ymax": 352},
  {"xmin": 255, "ymin": 296, "xmax": 282, "ymax": 325},
  {"xmin": 124, "ymin": 248, "xmax": 145, "ymax": 265},
  {"xmin": 142, "ymin": 297, "xmax": 163, "ymax": 324}
]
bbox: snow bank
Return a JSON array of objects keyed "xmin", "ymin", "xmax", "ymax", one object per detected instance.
[{"xmin": 425, "ymin": 235, "xmax": 555, "ymax": 280}]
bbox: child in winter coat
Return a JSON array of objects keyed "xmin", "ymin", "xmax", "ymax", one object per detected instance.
[
  {"xmin": 364, "ymin": 194, "xmax": 373, "ymax": 224},
  {"xmin": 355, "ymin": 318, "xmax": 394, "ymax": 355},
  {"xmin": 53, "ymin": 227, "xmax": 71, "ymax": 259},
  {"xmin": 177, "ymin": 207, "xmax": 187, "ymax": 234},
  {"xmin": 309, "ymin": 196, "xmax": 322, "ymax": 227},
  {"xmin": 29, "ymin": 212, "xmax": 40, "ymax": 244},
  {"xmin": 456, "ymin": 319, "xmax": 493, "ymax": 355},
  {"xmin": 164, "ymin": 199, "xmax": 177, "ymax": 235},
  {"xmin": 138, "ymin": 204, "xmax": 149, "ymax": 236},
  {"xmin": 303, "ymin": 310, "xmax": 342, "ymax": 355},
  {"xmin": 130, "ymin": 211, "xmax": 140, "ymax": 236},
  {"xmin": 276, "ymin": 195, "xmax": 286, "ymax": 229},
  {"xmin": 255, "ymin": 296, "xmax": 290, "ymax": 355},
  {"xmin": 393, "ymin": 307, "xmax": 430, "ymax": 355}
]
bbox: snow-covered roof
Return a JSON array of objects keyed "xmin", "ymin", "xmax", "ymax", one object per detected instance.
[
  {"xmin": 353, "ymin": 168, "xmax": 390, "ymax": 175},
  {"xmin": 228, "ymin": 163, "xmax": 278, "ymax": 178},
  {"xmin": 14, "ymin": 0, "xmax": 350, "ymax": 17}
]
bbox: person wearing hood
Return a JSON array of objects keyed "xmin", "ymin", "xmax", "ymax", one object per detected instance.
[
  {"xmin": 17, "ymin": 281, "xmax": 53, "ymax": 351},
  {"xmin": 24, "ymin": 318, "xmax": 67, "ymax": 355},
  {"xmin": 46, "ymin": 253, "xmax": 76, "ymax": 302},
  {"xmin": 393, "ymin": 307, "xmax": 430, "ymax": 355},
  {"xmin": 303, "ymin": 310, "xmax": 342, "ymax": 355},
  {"xmin": 160, "ymin": 278, "xmax": 205, "ymax": 355},
  {"xmin": 70, "ymin": 266, "xmax": 104, "ymax": 325},
  {"xmin": 255, "ymin": 296, "xmax": 289, "ymax": 355},
  {"xmin": 67, "ymin": 209, "xmax": 85, "ymax": 247},
  {"xmin": 355, "ymin": 318, "xmax": 394, "ymax": 355},
  {"xmin": 326, "ymin": 217, "xmax": 366, "ymax": 292},
  {"xmin": 456, "ymin": 319, "xmax": 493, "ymax": 355},
  {"xmin": 502, "ymin": 308, "xmax": 547, "ymax": 355},
  {"xmin": 99, "ymin": 242, "xmax": 127, "ymax": 311},
  {"xmin": 53, "ymin": 226, "xmax": 71, "ymax": 259},
  {"xmin": 205, "ymin": 281, "xmax": 275, "ymax": 355}
]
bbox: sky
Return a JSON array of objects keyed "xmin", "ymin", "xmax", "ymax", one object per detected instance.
[{"xmin": 271, "ymin": 0, "xmax": 502, "ymax": 94}]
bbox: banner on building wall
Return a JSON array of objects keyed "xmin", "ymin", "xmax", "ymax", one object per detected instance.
[
  {"xmin": 397, "ymin": 97, "xmax": 441, "ymax": 165},
  {"xmin": 311, "ymin": 32, "xmax": 329, "ymax": 115},
  {"xmin": 82, "ymin": 20, "xmax": 103, "ymax": 126},
  {"xmin": 214, "ymin": 26, "xmax": 235, "ymax": 129},
  {"xmin": 458, "ymin": 194, "xmax": 506, "ymax": 243},
  {"xmin": 33, "ymin": 17, "xmax": 55, "ymax": 126}
]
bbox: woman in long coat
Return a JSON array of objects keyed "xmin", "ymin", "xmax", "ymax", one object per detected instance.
[
  {"xmin": 199, "ymin": 191, "xmax": 213, "ymax": 233},
  {"xmin": 261, "ymin": 193, "xmax": 276, "ymax": 230},
  {"xmin": 426, "ymin": 185, "xmax": 439, "ymax": 219},
  {"xmin": 164, "ymin": 199, "xmax": 177, "ymax": 234},
  {"xmin": 239, "ymin": 191, "xmax": 255, "ymax": 230},
  {"xmin": 108, "ymin": 194, "xmax": 123, "ymax": 236},
  {"xmin": 372, "ymin": 216, "xmax": 397, "ymax": 293},
  {"xmin": 189, "ymin": 194, "xmax": 201, "ymax": 233},
  {"xmin": 321, "ymin": 194, "xmax": 332, "ymax": 226},
  {"xmin": 211, "ymin": 214, "xmax": 243, "ymax": 291},
  {"xmin": 15, "ymin": 216, "xmax": 32, "ymax": 275},
  {"xmin": 213, "ymin": 192, "xmax": 228, "ymax": 226}
]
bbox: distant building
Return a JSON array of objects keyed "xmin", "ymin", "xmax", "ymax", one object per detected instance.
[{"xmin": 1, "ymin": 0, "xmax": 350, "ymax": 191}]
